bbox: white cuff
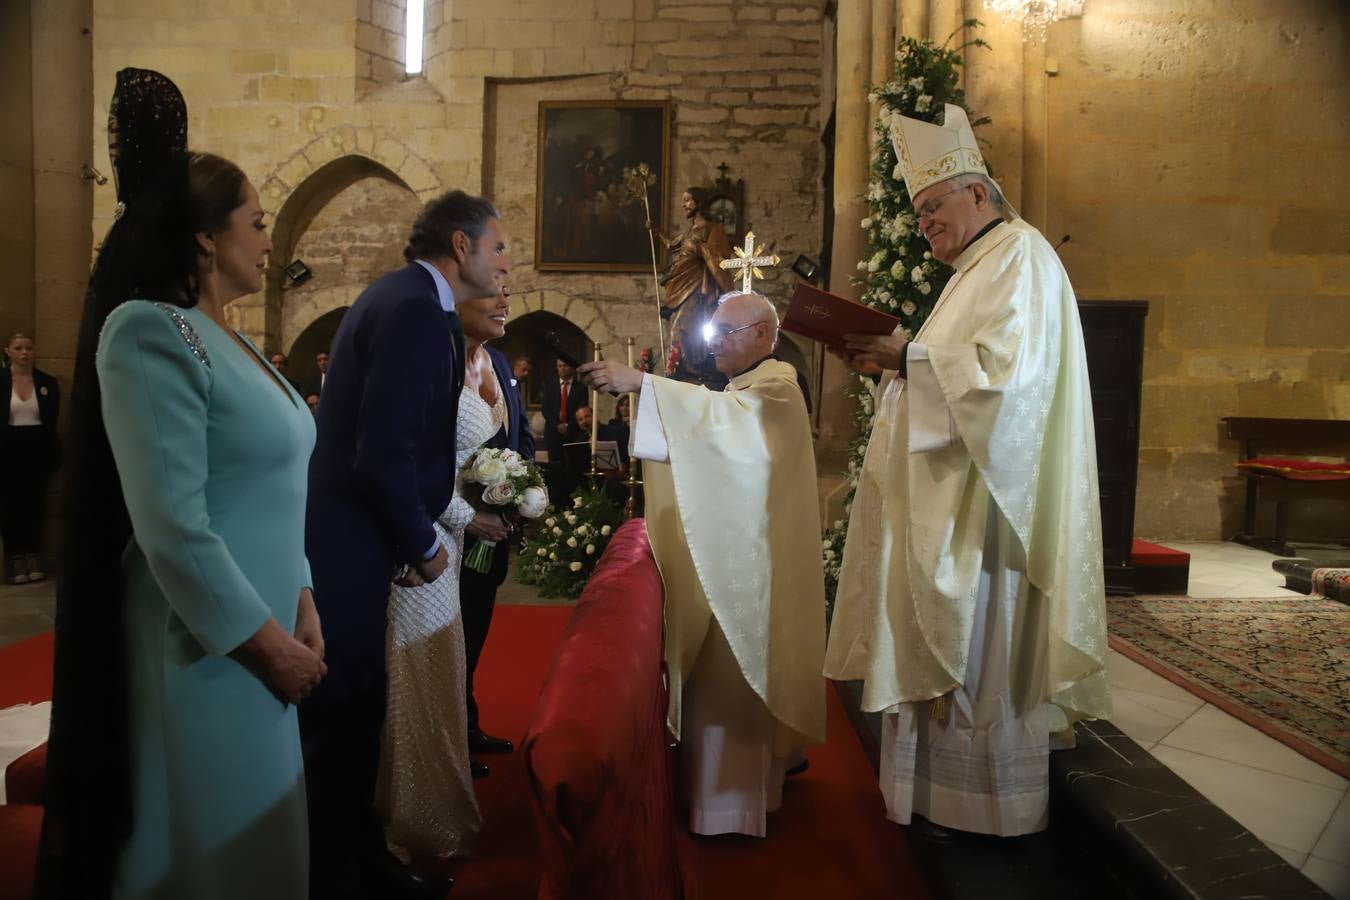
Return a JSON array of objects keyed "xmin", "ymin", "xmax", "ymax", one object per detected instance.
[
  {"xmin": 632, "ymin": 374, "xmax": 670, "ymax": 463},
  {"xmin": 906, "ymin": 343, "xmax": 958, "ymax": 454}
]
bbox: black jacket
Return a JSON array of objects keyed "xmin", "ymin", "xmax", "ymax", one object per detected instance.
[{"xmin": 0, "ymin": 365, "xmax": 62, "ymax": 465}]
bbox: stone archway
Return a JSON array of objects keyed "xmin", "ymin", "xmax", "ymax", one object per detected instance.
[
  {"xmin": 256, "ymin": 128, "xmax": 441, "ymax": 214},
  {"xmin": 289, "ymin": 307, "xmax": 349, "ymax": 395},
  {"xmin": 507, "ymin": 289, "xmax": 618, "ymax": 353},
  {"xmin": 497, "ymin": 310, "xmax": 593, "ymax": 412},
  {"xmin": 260, "ymin": 154, "xmax": 420, "ymax": 353},
  {"xmin": 238, "ymin": 130, "xmax": 441, "ymax": 351}
]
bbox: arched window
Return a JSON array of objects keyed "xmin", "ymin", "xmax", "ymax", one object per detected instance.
[
  {"xmin": 405, "ymin": 0, "xmax": 423, "ymax": 75},
  {"xmin": 356, "ymin": 0, "xmax": 426, "ymax": 88}
]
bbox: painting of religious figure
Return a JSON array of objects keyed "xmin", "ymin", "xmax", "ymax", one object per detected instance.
[{"xmin": 536, "ymin": 100, "xmax": 671, "ymax": 271}]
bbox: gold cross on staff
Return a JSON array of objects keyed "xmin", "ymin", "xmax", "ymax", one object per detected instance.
[{"xmin": 720, "ymin": 231, "xmax": 780, "ymax": 294}]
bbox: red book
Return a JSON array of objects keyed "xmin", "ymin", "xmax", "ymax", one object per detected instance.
[{"xmin": 782, "ymin": 282, "xmax": 901, "ymax": 349}]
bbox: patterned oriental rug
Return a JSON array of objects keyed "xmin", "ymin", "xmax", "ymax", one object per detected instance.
[{"xmin": 1107, "ymin": 595, "xmax": 1350, "ymax": 779}]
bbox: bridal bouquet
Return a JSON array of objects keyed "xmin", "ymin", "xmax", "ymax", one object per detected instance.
[{"xmin": 459, "ymin": 448, "xmax": 547, "ymax": 573}]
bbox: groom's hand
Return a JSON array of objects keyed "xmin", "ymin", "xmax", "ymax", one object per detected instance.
[{"xmin": 398, "ymin": 543, "xmax": 449, "ymax": 586}]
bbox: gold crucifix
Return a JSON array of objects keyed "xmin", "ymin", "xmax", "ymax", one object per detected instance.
[{"xmin": 720, "ymin": 231, "xmax": 780, "ymax": 294}]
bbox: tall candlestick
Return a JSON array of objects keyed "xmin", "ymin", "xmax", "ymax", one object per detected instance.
[
  {"xmin": 589, "ymin": 342, "xmax": 602, "ymax": 484},
  {"xmin": 624, "ymin": 337, "xmax": 642, "ymax": 519},
  {"xmin": 625, "ymin": 336, "xmax": 637, "ymax": 419}
]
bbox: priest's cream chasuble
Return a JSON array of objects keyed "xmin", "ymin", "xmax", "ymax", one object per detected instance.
[
  {"xmin": 824, "ymin": 219, "xmax": 1111, "ymax": 727},
  {"xmin": 640, "ymin": 360, "xmax": 827, "ymax": 748}
]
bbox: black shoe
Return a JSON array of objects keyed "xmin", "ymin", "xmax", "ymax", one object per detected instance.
[
  {"xmin": 785, "ymin": 759, "xmax": 810, "ymax": 777},
  {"xmin": 468, "ymin": 728, "xmax": 514, "ymax": 754},
  {"xmin": 364, "ymin": 846, "xmax": 454, "ymax": 899},
  {"xmin": 907, "ymin": 814, "xmax": 958, "ymax": 844},
  {"xmin": 471, "ymin": 760, "xmax": 490, "ymax": 779}
]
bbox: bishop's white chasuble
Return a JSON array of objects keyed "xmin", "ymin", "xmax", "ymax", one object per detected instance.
[
  {"xmin": 824, "ymin": 219, "xmax": 1111, "ymax": 836},
  {"xmin": 636, "ymin": 359, "xmax": 826, "ymax": 835}
]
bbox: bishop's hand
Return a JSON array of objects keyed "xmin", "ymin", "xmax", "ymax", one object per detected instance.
[
  {"xmin": 831, "ymin": 345, "xmax": 885, "ymax": 377},
  {"xmin": 579, "ymin": 360, "xmax": 644, "ymax": 395},
  {"xmin": 842, "ymin": 332, "xmax": 908, "ymax": 373}
]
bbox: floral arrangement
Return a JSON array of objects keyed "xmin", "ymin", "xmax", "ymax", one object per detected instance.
[
  {"xmin": 824, "ymin": 22, "xmax": 989, "ymax": 617},
  {"xmin": 638, "ymin": 346, "xmax": 654, "ymax": 374},
  {"xmin": 459, "ymin": 448, "xmax": 547, "ymax": 572},
  {"xmin": 516, "ymin": 487, "xmax": 624, "ymax": 599}
]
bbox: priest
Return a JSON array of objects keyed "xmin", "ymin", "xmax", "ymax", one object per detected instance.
[
  {"xmin": 825, "ymin": 104, "xmax": 1110, "ymax": 837},
  {"xmin": 579, "ymin": 291, "xmax": 826, "ymax": 837}
]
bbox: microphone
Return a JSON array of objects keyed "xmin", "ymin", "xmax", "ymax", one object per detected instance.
[
  {"xmin": 1053, "ymin": 234, "xmax": 1072, "ymax": 252},
  {"xmin": 544, "ymin": 331, "xmax": 583, "ymax": 369}
]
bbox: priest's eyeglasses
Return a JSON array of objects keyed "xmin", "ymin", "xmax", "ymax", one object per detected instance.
[
  {"xmin": 704, "ymin": 321, "xmax": 762, "ymax": 342},
  {"xmin": 914, "ymin": 183, "xmax": 973, "ymax": 220}
]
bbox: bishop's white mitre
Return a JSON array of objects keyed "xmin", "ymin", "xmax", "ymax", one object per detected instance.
[{"xmin": 889, "ymin": 102, "xmax": 988, "ymax": 198}]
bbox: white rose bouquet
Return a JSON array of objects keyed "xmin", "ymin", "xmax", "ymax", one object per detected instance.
[{"xmin": 458, "ymin": 447, "xmax": 547, "ymax": 572}]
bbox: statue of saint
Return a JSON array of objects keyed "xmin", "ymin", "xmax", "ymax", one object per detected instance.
[{"xmin": 649, "ymin": 187, "xmax": 734, "ymax": 386}]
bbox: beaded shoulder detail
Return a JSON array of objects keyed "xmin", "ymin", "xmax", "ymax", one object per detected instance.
[{"xmin": 151, "ymin": 302, "xmax": 211, "ymax": 368}]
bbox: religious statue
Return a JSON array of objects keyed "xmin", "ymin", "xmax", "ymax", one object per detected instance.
[{"xmin": 648, "ymin": 186, "xmax": 734, "ymax": 386}]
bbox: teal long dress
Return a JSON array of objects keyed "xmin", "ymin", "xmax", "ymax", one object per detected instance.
[{"xmin": 96, "ymin": 300, "xmax": 316, "ymax": 900}]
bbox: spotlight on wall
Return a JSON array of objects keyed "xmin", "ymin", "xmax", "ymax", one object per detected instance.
[
  {"xmin": 791, "ymin": 254, "xmax": 820, "ymax": 284},
  {"xmin": 283, "ymin": 259, "xmax": 313, "ymax": 286}
]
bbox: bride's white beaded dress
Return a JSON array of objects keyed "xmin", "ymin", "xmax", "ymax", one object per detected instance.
[{"xmin": 376, "ymin": 374, "xmax": 506, "ymax": 859}]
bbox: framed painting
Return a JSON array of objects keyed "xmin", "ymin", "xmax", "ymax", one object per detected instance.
[{"xmin": 536, "ymin": 100, "xmax": 672, "ymax": 272}]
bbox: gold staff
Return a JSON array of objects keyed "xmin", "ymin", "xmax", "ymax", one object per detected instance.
[{"xmin": 624, "ymin": 163, "xmax": 666, "ymax": 361}]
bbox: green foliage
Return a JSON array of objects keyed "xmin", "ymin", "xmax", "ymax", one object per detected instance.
[
  {"xmin": 823, "ymin": 22, "xmax": 989, "ymax": 618},
  {"xmin": 516, "ymin": 486, "xmax": 625, "ymax": 599}
]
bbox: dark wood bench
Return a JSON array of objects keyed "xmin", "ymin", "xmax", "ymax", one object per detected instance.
[{"xmin": 1223, "ymin": 416, "xmax": 1350, "ymax": 555}]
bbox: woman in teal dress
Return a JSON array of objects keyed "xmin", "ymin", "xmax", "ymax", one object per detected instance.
[{"xmin": 37, "ymin": 68, "xmax": 326, "ymax": 900}]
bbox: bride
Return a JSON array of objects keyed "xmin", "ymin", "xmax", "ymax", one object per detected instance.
[{"xmin": 376, "ymin": 287, "xmax": 515, "ymax": 859}]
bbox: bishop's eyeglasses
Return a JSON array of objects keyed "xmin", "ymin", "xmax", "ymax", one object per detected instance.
[
  {"xmin": 703, "ymin": 321, "xmax": 763, "ymax": 342},
  {"xmin": 914, "ymin": 183, "xmax": 973, "ymax": 220}
]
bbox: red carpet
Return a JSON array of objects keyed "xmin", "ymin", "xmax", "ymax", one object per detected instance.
[
  {"xmin": 458, "ymin": 603, "xmax": 932, "ymax": 900},
  {"xmin": 1, "ymin": 609, "xmax": 931, "ymax": 899},
  {"xmin": 0, "ymin": 632, "xmax": 52, "ymax": 708}
]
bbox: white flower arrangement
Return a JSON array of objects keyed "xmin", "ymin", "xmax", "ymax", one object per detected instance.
[
  {"xmin": 517, "ymin": 487, "xmax": 624, "ymax": 600},
  {"xmin": 458, "ymin": 447, "xmax": 548, "ymax": 572}
]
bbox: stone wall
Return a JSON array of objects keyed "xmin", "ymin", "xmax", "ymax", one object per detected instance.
[
  {"xmin": 0, "ymin": 1, "xmax": 35, "ymax": 342},
  {"xmin": 822, "ymin": 0, "xmax": 1349, "ymax": 541},
  {"xmin": 281, "ymin": 173, "xmax": 420, "ymax": 350},
  {"xmin": 1032, "ymin": 0, "xmax": 1350, "ymax": 539},
  {"xmin": 87, "ymin": 0, "xmax": 830, "ymax": 403}
]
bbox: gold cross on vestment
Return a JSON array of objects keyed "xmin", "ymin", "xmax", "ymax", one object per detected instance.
[{"xmin": 720, "ymin": 231, "xmax": 780, "ymax": 294}]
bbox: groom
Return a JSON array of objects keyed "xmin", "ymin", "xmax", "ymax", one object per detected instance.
[{"xmin": 301, "ymin": 190, "xmax": 509, "ymax": 899}]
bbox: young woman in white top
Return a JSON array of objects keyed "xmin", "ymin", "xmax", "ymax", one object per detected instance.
[{"xmin": 1, "ymin": 332, "xmax": 61, "ymax": 583}]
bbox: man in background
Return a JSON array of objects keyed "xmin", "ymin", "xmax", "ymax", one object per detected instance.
[{"xmin": 541, "ymin": 357, "xmax": 586, "ymax": 502}]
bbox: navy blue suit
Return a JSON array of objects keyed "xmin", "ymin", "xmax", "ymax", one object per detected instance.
[
  {"xmin": 299, "ymin": 262, "xmax": 465, "ymax": 888},
  {"xmin": 460, "ymin": 346, "xmax": 533, "ymax": 732}
]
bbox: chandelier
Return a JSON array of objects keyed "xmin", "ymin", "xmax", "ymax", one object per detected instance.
[{"xmin": 983, "ymin": 0, "xmax": 1082, "ymax": 41}]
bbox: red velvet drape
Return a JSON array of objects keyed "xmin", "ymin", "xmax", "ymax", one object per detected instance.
[{"xmin": 522, "ymin": 519, "xmax": 692, "ymax": 900}]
